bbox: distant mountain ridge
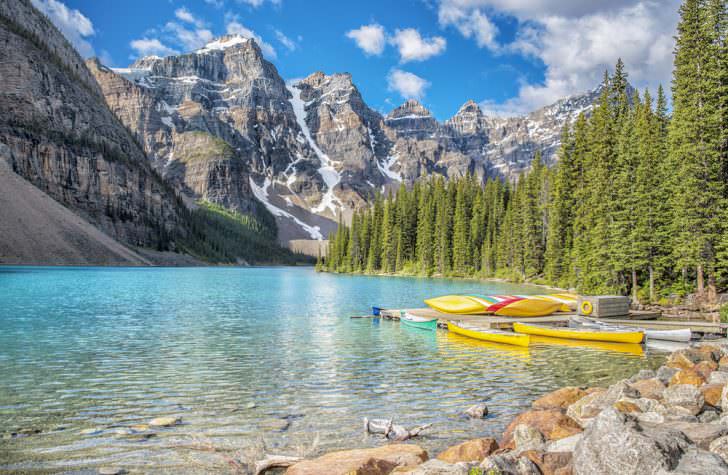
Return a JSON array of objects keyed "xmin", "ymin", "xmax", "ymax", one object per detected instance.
[{"xmin": 89, "ymin": 34, "xmax": 602, "ymax": 246}]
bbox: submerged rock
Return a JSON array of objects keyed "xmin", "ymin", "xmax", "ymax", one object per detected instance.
[
  {"xmin": 285, "ymin": 444, "xmax": 428, "ymax": 475},
  {"xmin": 464, "ymin": 403, "xmax": 488, "ymax": 419},
  {"xmin": 149, "ymin": 416, "xmax": 181, "ymax": 427}
]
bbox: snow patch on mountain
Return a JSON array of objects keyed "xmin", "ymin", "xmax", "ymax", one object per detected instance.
[
  {"xmin": 286, "ymin": 83, "xmax": 341, "ymax": 215},
  {"xmin": 249, "ymin": 177, "xmax": 323, "ymax": 240}
]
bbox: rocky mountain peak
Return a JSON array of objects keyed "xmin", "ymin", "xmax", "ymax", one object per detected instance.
[
  {"xmin": 457, "ymin": 99, "xmax": 482, "ymax": 115},
  {"xmin": 387, "ymin": 99, "xmax": 432, "ymax": 119}
]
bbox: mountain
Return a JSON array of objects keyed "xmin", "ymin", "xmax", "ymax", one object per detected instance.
[
  {"xmin": 90, "ymin": 35, "xmax": 601, "ymax": 249},
  {"xmin": 0, "ymin": 2, "xmax": 308, "ymax": 265}
]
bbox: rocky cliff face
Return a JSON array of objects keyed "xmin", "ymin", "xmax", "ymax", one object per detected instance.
[
  {"xmin": 90, "ymin": 35, "xmax": 602, "ymax": 243},
  {"xmin": 0, "ymin": 0, "xmax": 183, "ymax": 249}
]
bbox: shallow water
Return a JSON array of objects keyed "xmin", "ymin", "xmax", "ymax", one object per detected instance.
[{"xmin": 0, "ymin": 266, "xmax": 665, "ymax": 473}]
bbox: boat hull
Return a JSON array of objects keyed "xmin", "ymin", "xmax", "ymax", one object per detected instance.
[
  {"xmin": 447, "ymin": 321, "xmax": 530, "ymax": 347},
  {"xmin": 401, "ymin": 315, "xmax": 438, "ymax": 331},
  {"xmin": 513, "ymin": 322, "xmax": 644, "ymax": 344},
  {"xmin": 424, "ymin": 295, "xmax": 490, "ymax": 315},
  {"xmin": 493, "ymin": 299, "xmax": 564, "ymax": 317}
]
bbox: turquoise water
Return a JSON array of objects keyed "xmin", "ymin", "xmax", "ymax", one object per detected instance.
[{"xmin": 0, "ymin": 266, "xmax": 665, "ymax": 473}]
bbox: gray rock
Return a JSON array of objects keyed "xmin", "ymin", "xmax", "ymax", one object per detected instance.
[
  {"xmin": 629, "ymin": 369, "xmax": 657, "ymax": 383},
  {"xmin": 397, "ymin": 459, "xmax": 471, "ymax": 475},
  {"xmin": 464, "ymin": 403, "xmax": 488, "ymax": 419},
  {"xmin": 573, "ymin": 408, "xmax": 690, "ymax": 474},
  {"xmin": 480, "ymin": 453, "xmax": 540, "ymax": 475},
  {"xmin": 709, "ymin": 435, "xmax": 728, "ymax": 463},
  {"xmin": 657, "ymin": 447, "xmax": 728, "ymax": 474},
  {"xmin": 546, "ymin": 433, "xmax": 583, "ymax": 453},
  {"xmin": 664, "ymin": 384, "xmax": 705, "ymax": 415},
  {"xmin": 700, "ymin": 409, "xmax": 722, "ymax": 424},
  {"xmin": 657, "ymin": 421, "xmax": 728, "ymax": 449},
  {"xmin": 721, "ymin": 384, "xmax": 728, "ymax": 412},
  {"xmin": 512, "ymin": 424, "xmax": 545, "ymax": 453},
  {"xmin": 657, "ymin": 366, "xmax": 680, "ymax": 385},
  {"xmin": 636, "ymin": 411, "xmax": 666, "ymax": 424},
  {"xmin": 709, "ymin": 371, "xmax": 728, "ymax": 385},
  {"xmin": 149, "ymin": 416, "xmax": 182, "ymax": 427}
]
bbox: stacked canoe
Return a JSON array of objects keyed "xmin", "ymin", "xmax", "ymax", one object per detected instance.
[{"xmin": 424, "ymin": 294, "xmax": 577, "ymax": 317}]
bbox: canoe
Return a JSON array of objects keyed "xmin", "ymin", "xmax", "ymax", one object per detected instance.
[
  {"xmin": 520, "ymin": 294, "xmax": 578, "ymax": 312},
  {"xmin": 513, "ymin": 322, "xmax": 644, "ymax": 344},
  {"xmin": 571, "ymin": 317, "xmax": 692, "ymax": 343},
  {"xmin": 424, "ymin": 295, "xmax": 491, "ymax": 314},
  {"xmin": 447, "ymin": 321, "xmax": 530, "ymax": 347},
  {"xmin": 400, "ymin": 312, "xmax": 438, "ymax": 331},
  {"xmin": 424, "ymin": 294, "xmax": 565, "ymax": 317},
  {"xmin": 372, "ymin": 306, "xmax": 383, "ymax": 316},
  {"xmin": 493, "ymin": 299, "xmax": 564, "ymax": 317}
]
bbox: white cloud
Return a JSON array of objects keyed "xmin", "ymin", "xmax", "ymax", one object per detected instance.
[
  {"xmin": 225, "ymin": 15, "xmax": 277, "ymax": 58},
  {"xmin": 165, "ymin": 21, "xmax": 214, "ymax": 51},
  {"xmin": 274, "ymin": 29, "xmax": 297, "ymax": 51},
  {"xmin": 204, "ymin": 0, "xmax": 225, "ymax": 7},
  {"xmin": 387, "ymin": 69, "xmax": 430, "ymax": 99},
  {"xmin": 31, "ymin": 0, "xmax": 95, "ymax": 57},
  {"xmin": 346, "ymin": 24, "xmax": 386, "ymax": 56},
  {"xmin": 130, "ymin": 38, "xmax": 179, "ymax": 57},
  {"xmin": 439, "ymin": 7, "xmax": 499, "ymax": 50},
  {"xmin": 437, "ymin": 0, "xmax": 679, "ymax": 115},
  {"xmin": 174, "ymin": 7, "xmax": 206, "ymax": 28},
  {"xmin": 390, "ymin": 28, "xmax": 447, "ymax": 62},
  {"xmin": 235, "ymin": 0, "xmax": 281, "ymax": 7}
]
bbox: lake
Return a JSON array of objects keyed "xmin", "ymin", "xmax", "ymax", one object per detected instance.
[{"xmin": 0, "ymin": 266, "xmax": 666, "ymax": 473}]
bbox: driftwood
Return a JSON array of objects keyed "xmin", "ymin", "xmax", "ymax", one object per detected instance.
[
  {"xmin": 363, "ymin": 417, "xmax": 433, "ymax": 441},
  {"xmin": 254, "ymin": 454, "xmax": 303, "ymax": 475}
]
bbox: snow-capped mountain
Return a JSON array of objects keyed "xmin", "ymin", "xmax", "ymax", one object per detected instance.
[{"xmin": 89, "ymin": 35, "xmax": 601, "ymax": 246}]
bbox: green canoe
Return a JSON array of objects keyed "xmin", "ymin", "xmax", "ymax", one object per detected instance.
[{"xmin": 400, "ymin": 311, "xmax": 438, "ymax": 331}]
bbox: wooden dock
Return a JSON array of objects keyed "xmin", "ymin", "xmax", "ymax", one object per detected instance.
[{"xmin": 376, "ymin": 308, "xmax": 727, "ymax": 336}]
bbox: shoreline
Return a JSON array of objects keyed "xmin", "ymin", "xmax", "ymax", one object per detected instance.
[{"xmin": 279, "ymin": 342, "xmax": 728, "ymax": 474}]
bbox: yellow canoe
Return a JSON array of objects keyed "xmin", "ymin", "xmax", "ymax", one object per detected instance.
[
  {"xmin": 494, "ymin": 299, "xmax": 564, "ymax": 317},
  {"xmin": 513, "ymin": 322, "xmax": 644, "ymax": 344},
  {"xmin": 424, "ymin": 295, "xmax": 490, "ymax": 315},
  {"xmin": 447, "ymin": 321, "xmax": 530, "ymax": 347}
]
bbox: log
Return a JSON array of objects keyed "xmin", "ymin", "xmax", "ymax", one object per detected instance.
[{"xmin": 254, "ymin": 454, "xmax": 302, "ymax": 475}]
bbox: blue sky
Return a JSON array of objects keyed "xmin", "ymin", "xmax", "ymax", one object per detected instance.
[{"xmin": 33, "ymin": 0, "xmax": 681, "ymax": 119}]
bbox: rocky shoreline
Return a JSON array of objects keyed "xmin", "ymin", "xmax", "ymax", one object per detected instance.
[{"xmin": 282, "ymin": 342, "xmax": 728, "ymax": 475}]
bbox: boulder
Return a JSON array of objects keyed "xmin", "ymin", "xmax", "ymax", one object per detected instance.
[
  {"xmin": 628, "ymin": 369, "xmax": 656, "ymax": 383},
  {"xmin": 656, "ymin": 422, "xmax": 728, "ymax": 450},
  {"xmin": 658, "ymin": 447, "xmax": 728, "ymax": 474},
  {"xmin": 666, "ymin": 350, "xmax": 701, "ymax": 370},
  {"xmin": 708, "ymin": 371, "xmax": 728, "ymax": 385},
  {"xmin": 709, "ymin": 435, "xmax": 728, "ymax": 463},
  {"xmin": 566, "ymin": 389, "xmax": 608, "ymax": 427},
  {"xmin": 464, "ymin": 403, "xmax": 488, "ymax": 419},
  {"xmin": 613, "ymin": 399, "xmax": 642, "ymax": 414},
  {"xmin": 663, "ymin": 384, "xmax": 705, "ymax": 415},
  {"xmin": 392, "ymin": 459, "xmax": 470, "ymax": 475},
  {"xmin": 512, "ymin": 424, "xmax": 545, "ymax": 453},
  {"xmin": 657, "ymin": 366, "xmax": 680, "ymax": 385},
  {"xmin": 520, "ymin": 450, "xmax": 573, "ymax": 475},
  {"xmin": 573, "ymin": 408, "xmax": 690, "ymax": 474},
  {"xmin": 669, "ymin": 369, "xmax": 706, "ymax": 387},
  {"xmin": 437, "ymin": 438, "xmax": 498, "ymax": 464},
  {"xmin": 501, "ymin": 409, "xmax": 582, "ymax": 449},
  {"xmin": 630, "ymin": 378, "xmax": 666, "ymax": 400},
  {"xmin": 701, "ymin": 383, "xmax": 725, "ymax": 407},
  {"xmin": 698, "ymin": 408, "xmax": 721, "ymax": 423},
  {"xmin": 545, "ymin": 433, "xmax": 582, "ymax": 453},
  {"xmin": 719, "ymin": 355, "xmax": 728, "ymax": 368},
  {"xmin": 480, "ymin": 453, "xmax": 541, "ymax": 475},
  {"xmin": 692, "ymin": 344, "xmax": 721, "ymax": 363},
  {"xmin": 285, "ymin": 444, "xmax": 428, "ymax": 475},
  {"xmin": 721, "ymin": 384, "xmax": 728, "ymax": 412},
  {"xmin": 532, "ymin": 387, "xmax": 588, "ymax": 410},
  {"xmin": 693, "ymin": 360, "xmax": 718, "ymax": 380}
]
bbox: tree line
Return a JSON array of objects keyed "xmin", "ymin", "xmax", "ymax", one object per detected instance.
[{"xmin": 320, "ymin": 0, "xmax": 727, "ymax": 303}]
